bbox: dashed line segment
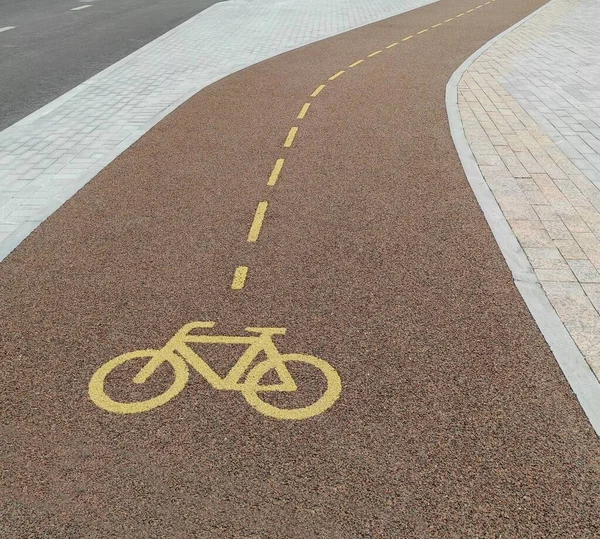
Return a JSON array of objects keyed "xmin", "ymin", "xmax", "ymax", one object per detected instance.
[
  {"xmin": 284, "ymin": 127, "xmax": 298, "ymax": 148},
  {"xmin": 248, "ymin": 201, "xmax": 268, "ymax": 242},
  {"xmin": 297, "ymin": 103, "xmax": 311, "ymax": 119},
  {"xmin": 231, "ymin": 266, "xmax": 248, "ymax": 290},
  {"xmin": 311, "ymin": 85, "xmax": 326, "ymax": 97},
  {"xmin": 268, "ymin": 159, "xmax": 285, "ymax": 187}
]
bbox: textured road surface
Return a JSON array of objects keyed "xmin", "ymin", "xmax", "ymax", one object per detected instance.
[
  {"xmin": 1, "ymin": 0, "xmax": 599, "ymax": 536},
  {"xmin": 0, "ymin": 0, "xmax": 222, "ymax": 130}
]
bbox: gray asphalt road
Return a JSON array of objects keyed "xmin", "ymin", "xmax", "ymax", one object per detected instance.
[{"xmin": 0, "ymin": 0, "xmax": 222, "ymax": 131}]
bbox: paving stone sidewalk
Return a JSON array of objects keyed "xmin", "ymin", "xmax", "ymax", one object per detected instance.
[
  {"xmin": 458, "ymin": 0, "xmax": 600, "ymax": 381},
  {"xmin": 0, "ymin": 0, "xmax": 438, "ymax": 259}
]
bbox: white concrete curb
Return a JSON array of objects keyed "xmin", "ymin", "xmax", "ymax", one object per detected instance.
[{"xmin": 446, "ymin": 0, "xmax": 600, "ymax": 437}]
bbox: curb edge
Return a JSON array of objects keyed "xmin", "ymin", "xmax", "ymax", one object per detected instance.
[{"xmin": 446, "ymin": 0, "xmax": 600, "ymax": 437}]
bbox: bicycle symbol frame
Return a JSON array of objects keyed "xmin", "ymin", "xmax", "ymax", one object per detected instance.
[{"xmin": 89, "ymin": 321, "xmax": 341, "ymax": 420}]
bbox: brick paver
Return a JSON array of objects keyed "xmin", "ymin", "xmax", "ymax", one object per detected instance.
[
  {"xmin": 458, "ymin": 0, "xmax": 600, "ymax": 380},
  {"xmin": 0, "ymin": 0, "xmax": 438, "ymax": 258}
]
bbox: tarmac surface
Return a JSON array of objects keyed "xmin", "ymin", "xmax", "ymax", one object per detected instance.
[
  {"xmin": 0, "ymin": 0, "xmax": 222, "ymax": 130},
  {"xmin": 1, "ymin": 0, "xmax": 599, "ymax": 536}
]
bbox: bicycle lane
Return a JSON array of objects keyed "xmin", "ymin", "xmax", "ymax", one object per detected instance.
[{"xmin": 1, "ymin": 0, "xmax": 599, "ymax": 536}]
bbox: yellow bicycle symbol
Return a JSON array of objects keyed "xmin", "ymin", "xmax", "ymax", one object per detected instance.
[{"xmin": 89, "ymin": 322, "xmax": 341, "ymax": 420}]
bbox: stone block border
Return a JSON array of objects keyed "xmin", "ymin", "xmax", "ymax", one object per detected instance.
[{"xmin": 447, "ymin": 0, "xmax": 600, "ymax": 436}]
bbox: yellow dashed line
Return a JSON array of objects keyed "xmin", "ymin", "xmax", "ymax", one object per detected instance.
[
  {"xmin": 284, "ymin": 126, "xmax": 298, "ymax": 148},
  {"xmin": 248, "ymin": 202, "xmax": 268, "ymax": 242},
  {"xmin": 233, "ymin": 1, "xmax": 493, "ymax": 291},
  {"xmin": 268, "ymin": 158, "xmax": 285, "ymax": 186},
  {"xmin": 311, "ymin": 84, "xmax": 326, "ymax": 97},
  {"xmin": 231, "ymin": 266, "xmax": 248, "ymax": 290},
  {"xmin": 297, "ymin": 103, "xmax": 311, "ymax": 119}
]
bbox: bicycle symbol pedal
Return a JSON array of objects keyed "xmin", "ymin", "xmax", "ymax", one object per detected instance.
[{"xmin": 89, "ymin": 322, "xmax": 342, "ymax": 420}]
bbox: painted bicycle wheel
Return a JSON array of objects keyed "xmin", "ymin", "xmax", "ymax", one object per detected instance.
[
  {"xmin": 241, "ymin": 353, "xmax": 341, "ymax": 420},
  {"xmin": 89, "ymin": 349, "xmax": 189, "ymax": 414}
]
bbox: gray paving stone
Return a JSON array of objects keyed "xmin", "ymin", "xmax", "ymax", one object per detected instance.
[
  {"xmin": 583, "ymin": 283, "xmax": 600, "ymax": 311},
  {"xmin": 458, "ymin": 0, "xmax": 600, "ymax": 383},
  {"xmin": 568, "ymin": 259, "xmax": 600, "ymax": 283}
]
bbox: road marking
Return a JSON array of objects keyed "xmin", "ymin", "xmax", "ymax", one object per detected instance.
[
  {"xmin": 297, "ymin": 103, "xmax": 311, "ymax": 120},
  {"xmin": 89, "ymin": 322, "xmax": 341, "ymax": 419},
  {"xmin": 248, "ymin": 201, "xmax": 268, "ymax": 242},
  {"xmin": 231, "ymin": 266, "xmax": 248, "ymax": 290},
  {"xmin": 229, "ymin": 0, "xmax": 493, "ymax": 291},
  {"xmin": 311, "ymin": 84, "xmax": 326, "ymax": 97},
  {"xmin": 71, "ymin": 4, "xmax": 92, "ymax": 10},
  {"xmin": 268, "ymin": 158, "xmax": 285, "ymax": 186},
  {"xmin": 284, "ymin": 127, "xmax": 298, "ymax": 148},
  {"xmin": 0, "ymin": 26, "xmax": 16, "ymax": 33}
]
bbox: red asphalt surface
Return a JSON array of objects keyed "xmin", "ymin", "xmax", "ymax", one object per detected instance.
[{"xmin": 1, "ymin": 0, "xmax": 599, "ymax": 536}]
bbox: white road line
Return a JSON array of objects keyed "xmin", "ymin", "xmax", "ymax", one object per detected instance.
[
  {"xmin": 71, "ymin": 5, "xmax": 92, "ymax": 10},
  {"xmin": 0, "ymin": 26, "xmax": 16, "ymax": 33}
]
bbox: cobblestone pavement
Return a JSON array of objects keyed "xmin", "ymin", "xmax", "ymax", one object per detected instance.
[
  {"xmin": 0, "ymin": 0, "xmax": 438, "ymax": 259},
  {"xmin": 457, "ymin": 0, "xmax": 600, "ymax": 383}
]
